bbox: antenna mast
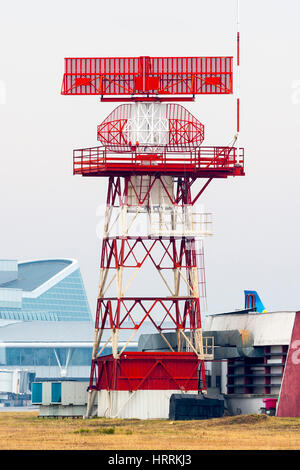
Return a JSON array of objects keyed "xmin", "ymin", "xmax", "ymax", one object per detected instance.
[{"xmin": 236, "ymin": 0, "xmax": 241, "ymax": 161}]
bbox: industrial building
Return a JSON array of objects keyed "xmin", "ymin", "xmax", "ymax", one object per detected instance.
[
  {"xmin": 131, "ymin": 293, "xmax": 300, "ymax": 418},
  {"xmin": 204, "ymin": 307, "xmax": 296, "ymax": 416}
]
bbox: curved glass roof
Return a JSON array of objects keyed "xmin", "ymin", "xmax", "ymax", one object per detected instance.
[{"xmin": 1, "ymin": 259, "xmax": 73, "ymax": 292}]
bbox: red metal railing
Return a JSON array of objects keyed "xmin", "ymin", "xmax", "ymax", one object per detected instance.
[{"xmin": 73, "ymin": 144, "xmax": 244, "ymax": 176}]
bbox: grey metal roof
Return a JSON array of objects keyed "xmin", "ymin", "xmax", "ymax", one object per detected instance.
[
  {"xmin": 1, "ymin": 259, "xmax": 73, "ymax": 292},
  {"xmin": 205, "ymin": 311, "xmax": 296, "ymax": 346},
  {"xmin": 0, "ymin": 320, "xmax": 159, "ymax": 344},
  {"xmin": 0, "ymin": 321, "xmax": 94, "ymax": 343}
]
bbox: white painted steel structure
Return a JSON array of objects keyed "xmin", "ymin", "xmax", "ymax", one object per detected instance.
[{"xmin": 125, "ymin": 102, "xmax": 169, "ymax": 148}]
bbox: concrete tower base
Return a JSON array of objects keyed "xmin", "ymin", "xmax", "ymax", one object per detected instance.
[{"xmin": 96, "ymin": 390, "xmax": 198, "ymax": 419}]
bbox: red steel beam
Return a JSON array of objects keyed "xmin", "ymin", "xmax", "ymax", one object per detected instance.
[
  {"xmin": 95, "ymin": 298, "xmax": 202, "ymax": 331},
  {"xmin": 100, "ymin": 96, "xmax": 196, "ymax": 102}
]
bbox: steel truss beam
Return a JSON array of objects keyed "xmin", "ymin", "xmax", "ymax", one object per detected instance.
[
  {"xmin": 104, "ymin": 175, "xmax": 213, "ymax": 208},
  {"xmin": 98, "ymin": 237, "xmax": 199, "ymax": 299}
]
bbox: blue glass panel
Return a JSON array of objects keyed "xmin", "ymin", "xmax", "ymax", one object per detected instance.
[
  {"xmin": 32, "ymin": 382, "xmax": 42, "ymax": 404},
  {"xmin": 0, "ymin": 269, "xmax": 92, "ymax": 322},
  {"xmin": 51, "ymin": 382, "xmax": 61, "ymax": 403}
]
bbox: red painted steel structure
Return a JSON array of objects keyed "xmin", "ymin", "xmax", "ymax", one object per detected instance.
[
  {"xmin": 277, "ymin": 312, "xmax": 300, "ymax": 417},
  {"xmin": 61, "ymin": 54, "xmax": 245, "ymax": 415},
  {"xmin": 93, "ymin": 352, "xmax": 204, "ymax": 391},
  {"xmin": 61, "ymin": 56, "xmax": 233, "ymax": 98}
]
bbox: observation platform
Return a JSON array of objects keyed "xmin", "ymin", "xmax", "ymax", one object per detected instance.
[{"xmin": 73, "ymin": 145, "xmax": 244, "ymax": 178}]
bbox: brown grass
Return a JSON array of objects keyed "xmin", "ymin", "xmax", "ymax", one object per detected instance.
[{"xmin": 0, "ymin": 412, "xmax": 300, "ymax": 450}]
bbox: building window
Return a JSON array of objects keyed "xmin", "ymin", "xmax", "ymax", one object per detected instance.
[
  {"xmin": 51, "ymin": 383, "xmax": 62, "ymax": 403},
  {"xmin": 206, "ymin": 374, "xmax": 212, "ymax": 388},
  {"xmin": 32, "ymin": 382, "xmax": 43, "ymax": 404}
]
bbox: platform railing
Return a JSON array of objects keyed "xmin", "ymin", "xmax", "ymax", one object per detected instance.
[
  {"xmin": 73, "ymin": 144, "xmax": 244, "ymax": 175},
  {"xmin": 150, "ymin": 207, "xmax": 213, "ymax": 237}
]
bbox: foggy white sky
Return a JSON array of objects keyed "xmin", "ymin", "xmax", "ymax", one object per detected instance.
[{"xmin": 0, "ymin": 0, "xmax": 300, "ymax": 317}]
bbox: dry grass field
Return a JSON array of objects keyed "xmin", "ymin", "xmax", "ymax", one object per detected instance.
[{"xmin": 0, "ymin": 412, "xmax": 300, "ymax": 450}]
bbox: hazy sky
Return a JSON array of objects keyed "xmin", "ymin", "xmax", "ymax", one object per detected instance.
[{"xmin": 1, "ymin": 0, "xmax": 300, "ymax": 317}]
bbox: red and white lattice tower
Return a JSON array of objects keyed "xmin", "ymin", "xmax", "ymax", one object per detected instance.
[{"xmin": 61, "ymin": 54, "xmax": 244, "ymax": 418}]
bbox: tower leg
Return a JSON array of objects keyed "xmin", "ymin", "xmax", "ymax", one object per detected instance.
[{"xmin": 85, "ymin": 389, "xmax": 97, "ymax": 418}]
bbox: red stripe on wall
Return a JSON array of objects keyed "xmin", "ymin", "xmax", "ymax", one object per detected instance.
[{"xmin": 277, "ymin": 311, "xmax": 300, "ymax": 417}]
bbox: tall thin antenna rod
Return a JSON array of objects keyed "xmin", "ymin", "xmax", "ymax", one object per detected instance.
[{"xmin": 236, "ymin": 0, "xmax": 241, "ymax": 162}]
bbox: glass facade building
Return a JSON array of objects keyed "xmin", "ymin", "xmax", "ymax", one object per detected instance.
[
  {"xmin": 0, "ymin": 346, "xmax": 138, "ymax": 368},
  {"xmin": 0, "ymin": 347, "xmax": 93, "ymax": 367},
  {"xmin": 0, "ymin": 261, "xmax": 138, "ymax": 403},
  {"xmin": 0, "ymin": 259, "xmax": 92, "ymax": 322}
]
